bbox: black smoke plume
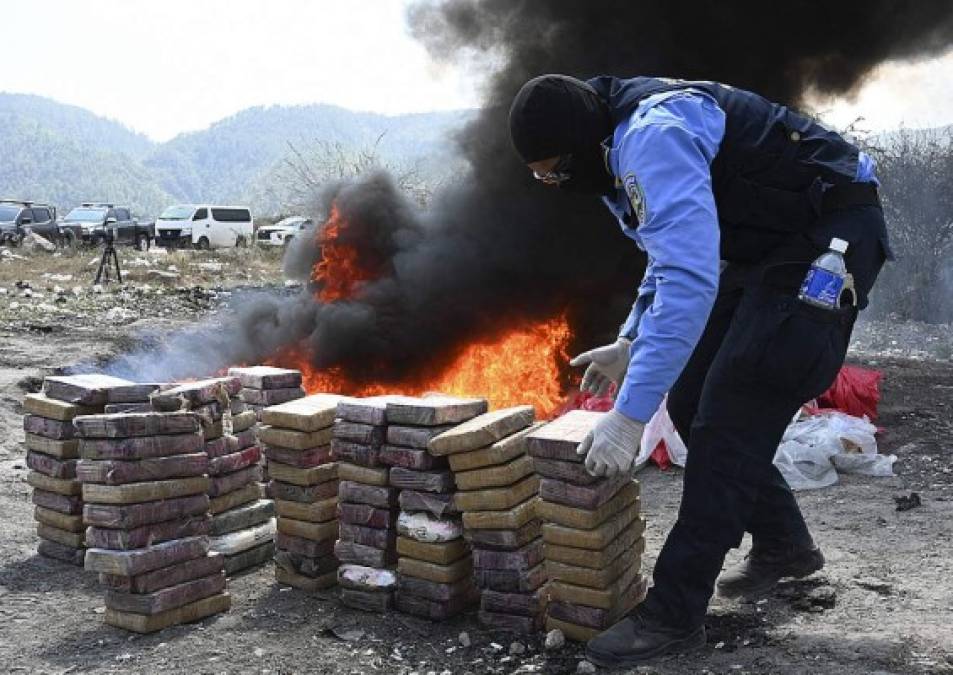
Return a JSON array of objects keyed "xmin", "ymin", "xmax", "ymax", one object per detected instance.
[{"xmin": 106, "ymin": 1, "xmax": 953, "ymax": 385}]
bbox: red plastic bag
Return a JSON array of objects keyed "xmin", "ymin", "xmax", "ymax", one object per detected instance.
[
  {"xmin": 556, "ymin": 386, "xmax": 615, "ymax": 417},
  {"xmin": 650, "ymin": 441, "xmax": 672, "ymax": 470},
  {"xmin": 808, "ymin": 365, "xmax": 883, "ymax": 420}
]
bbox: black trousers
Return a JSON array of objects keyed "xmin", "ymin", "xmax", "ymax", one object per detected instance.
[{"xmin": 639, "ymin": 204, "xmax": 889, "ymax": 628}]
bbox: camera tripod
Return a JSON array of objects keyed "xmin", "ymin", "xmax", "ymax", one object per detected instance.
[{"xmin": 94, "ymin": 233, "xmax": 123, "ymax": 285}]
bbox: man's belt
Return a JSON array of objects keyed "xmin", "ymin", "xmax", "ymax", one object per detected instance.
[{"xmin": 821, "ymin": 182, "xmax": 880, "ymax": 213}]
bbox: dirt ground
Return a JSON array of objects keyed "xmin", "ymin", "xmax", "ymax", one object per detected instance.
[{"xmin": 1, "ymin": 247, "xmax": 951, "ymax": 675}]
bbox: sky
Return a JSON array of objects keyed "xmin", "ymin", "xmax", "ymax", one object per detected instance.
[{"xmin": 3, "ymin": 0, "xmax": 953, "ymax": 142}]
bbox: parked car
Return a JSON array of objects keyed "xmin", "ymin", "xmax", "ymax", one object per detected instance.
[
  {"xmin": 0, "ymin": 199, "xmax": 59, "ymax": 246},
  {"xmin": 156, "ymin": 204, "xmax": 253, "ymax": 249},
  {"xmin": 59, "ymin": 203, "xmax": 154, "ymax": 250},
  {"xmin": 256, "ymin": 216, "xmax": 313, "ymax": 246}
]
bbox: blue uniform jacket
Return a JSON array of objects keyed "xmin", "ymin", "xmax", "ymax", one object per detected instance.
[{"xmin": 602, "ymin": 90, "xmax": 877, "ymax": 423}]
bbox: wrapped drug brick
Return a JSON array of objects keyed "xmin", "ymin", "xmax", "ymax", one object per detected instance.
[
  {"xmin": 338, "ymin": 564, "xmax": 397, "ymax": 612},
  {"xmin": 24, "ymin": 375, "xmax": 145, "ymax": 565},
  {"xmin": 264, "ymin": 393, "xmax": 343, "ymax": 591},
  {"xmin": 527, "ymin": 410, "xmax": 648, "ymax": 641},
  {"xmin": 77, "ymin": 410, "xmax": 229, "ymax": 632},
  {"xmin": 228, "ymin": 366, "xmax": 305, "ymax": 420}
]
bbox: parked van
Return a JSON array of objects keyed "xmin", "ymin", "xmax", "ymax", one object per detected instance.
[{"xmin": 155, "ymin": 204, "xmax": 253, "ymax": 249}]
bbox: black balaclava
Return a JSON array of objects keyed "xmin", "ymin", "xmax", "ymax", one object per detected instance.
[{"xmin": 509, "ymin": 74, "xmax": 615, "ymax": 195}]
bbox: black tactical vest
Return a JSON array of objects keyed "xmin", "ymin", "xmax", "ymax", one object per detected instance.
[{"xmin": 588, "ymin": 76, "xmax": 865, "ymax": 262}]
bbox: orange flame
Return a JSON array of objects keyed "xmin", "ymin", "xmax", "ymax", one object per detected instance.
[
  {"xmin": 269, "ymin": 315, "xmax": 573, "ymax": 418},
  {"xmin": 312, "ymin": 204, "xmax": 374, "ymax": 303},
  {"xmin": 269, "ymin": 204, "xmax": 576, "ymax": 417}
]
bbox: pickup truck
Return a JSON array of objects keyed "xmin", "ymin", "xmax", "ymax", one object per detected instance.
[
  {"xmin": 59, "ymin": 203, "xmax": 155, "ymax": 250},
  {"xmin": 256, "ymin": 216, "xmax": 313, "ymax": 246},
  {"xmin": 0, "ymin": 200, "xmax": 59, "ymax": 246}
]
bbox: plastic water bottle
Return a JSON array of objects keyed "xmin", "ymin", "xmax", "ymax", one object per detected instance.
[{"xmin": 798, "ymin": 238, "xmax": 848, "ymax": 309}]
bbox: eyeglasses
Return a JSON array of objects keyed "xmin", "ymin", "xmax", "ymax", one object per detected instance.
[{"xmin": 532, "ymin": 154, "xmax": 573, "ymax": 185}]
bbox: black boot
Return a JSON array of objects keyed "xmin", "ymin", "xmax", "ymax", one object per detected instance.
[
  {"xmin": 585, "ymin": 608, "xmax": 706, "ymax": 667},
  {"xmin": 716, "ymin": 541, "xmax": 825, "ymax": 600}
]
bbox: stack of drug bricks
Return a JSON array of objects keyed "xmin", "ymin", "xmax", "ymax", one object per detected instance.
[
  {"xmin": 527, "ymin": 410, "xmax": 647, "ymax": 642},
  {"xmin": 25, "ymin": 374, "xmax": 153, "ymax": 566},
  {"xmin": 262, "ymin": 394, "xmax": 341, "ymax": 591},
  {"xmin": 385, "ymin": 396, "xmax": 488, "ymax": 620},
  {"xmin": 75, "ymin": 409, "xmax": 229, "ymax": 633},
  {"xmin": 152, "ymin": 378, "xmax": 275, "ymax": 576},
  {"xmin": 428, "ymin": 405, "xmax": 544, "ymax": 634},
  {"xmin": 228, "ymin": 366, "xmax": 305, "ymax": 420},
  {"xmin": 331, "ymin": 396, "xmax": 402, "ymax": 612},
  {"xmin": 228, "ymin": 366, "xmax": 305, "ymax": 490}
]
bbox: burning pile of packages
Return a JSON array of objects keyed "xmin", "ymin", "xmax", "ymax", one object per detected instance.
[{"xmin": 21, "ymin": 369, "xmax": 646, "ymax": 641}]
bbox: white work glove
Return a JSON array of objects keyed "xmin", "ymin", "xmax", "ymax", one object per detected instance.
[
  {"xmin": 569, "ymin": 338, "xmax": 632, "ymax": 397},
  {"xmin": 576, "ymin": 409, "xmax": 645, "ymax": 478}
]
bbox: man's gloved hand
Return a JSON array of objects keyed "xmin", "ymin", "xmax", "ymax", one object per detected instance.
[
  {"xmin": 569, "ymin": 338, "xmax": 632, "ymax": 397},
  {"xmin": 576, "ymin": 409, "xmax": 645, "ymax": 478}
]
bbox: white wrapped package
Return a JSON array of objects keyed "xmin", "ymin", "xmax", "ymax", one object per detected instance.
[
  {"xmin": 338, "ymin": 564, "xmax": 397, "ymax": 591},
  {"xmin": 396, "ymin": 511, "xmax": 463, "ymax": 543},
  {"xmin": 208, "ymin": 517, "xmax": 276, "ymax": 555}
]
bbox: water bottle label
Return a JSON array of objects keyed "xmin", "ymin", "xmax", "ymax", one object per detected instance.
[{"xmin": 799, "ymin": 266, "xmax": 844, "ymax": 308}]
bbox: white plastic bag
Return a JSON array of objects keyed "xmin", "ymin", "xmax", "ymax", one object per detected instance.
[
  {"xmin": 774, "ymin": 411, "xmax": 895, "ymax": 490},
  {"xmin": 774, "ymin": 439, "xmax": 840, "ymax": 489},
  {"xmin": 638, "ymin": 395, "xmax": 688, "ymax": 468}
]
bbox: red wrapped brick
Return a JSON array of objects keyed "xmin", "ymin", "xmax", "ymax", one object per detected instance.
[
  {"xmin": 337, "ymin": 502, "xmax": 396, "ymax": 529},
  {"xmin": 77, "ymin": 453, "xmax": 208, "ymax": 485},
  {"xmin": 26, "ymin": 451, "xmax": 77, "ymax": 479},
  {"xmin": 31, "ymin": 489, "xmax": 83, "ymax": 515},
  {"xmin": 23, "ymin": 415, "xmax": 75, "ymax": 440},
  {"xmin": 100, "ymin": 552, "xmax": 224, "ymax": 594},
  {"xmin": 207, "ymin": 465, "xmax": 262, "ymax": 497},
  {"xmin": 208, "ymin": 445, "xmax": 261, "ymax": 476},
  {"xmin": 263, "ymin": 444, "xmax": 332, "ymax": 468},
  {"xmin": 84, "ymin": 494, "xmax": 210, "ymax": 529},
  {"xmin": 79, "ymin": 432, "xmax": 203, "ymax": 461},
  {"xmin": 86, "ymin": 515, "xmax": 211, "ymax": 550},
  {"xmin": 105, "ymin": 572, "xmax": 225, "ymax": 615}
]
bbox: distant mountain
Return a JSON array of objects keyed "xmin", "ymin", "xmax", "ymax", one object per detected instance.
[
  {"xmin": 0, "ymin": 93, "xmax": 154, "ymax": 158},
  {"xmin": 0, "ymin": 93, "xmax": 467, "ymax": 218},
  {"xmin": 144, "ymin": 104, "xmax": 467, "ymax": 211}
]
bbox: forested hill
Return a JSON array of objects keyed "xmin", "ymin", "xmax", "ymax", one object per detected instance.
[
  {"xmin": 0, "ymin": 92, "xmax": 465, "ymax": 216},
  {"xmin": 0, "ymin": 93, "xmax": 153, "ymax": 157}
]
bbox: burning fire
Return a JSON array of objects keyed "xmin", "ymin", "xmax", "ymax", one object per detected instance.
[
  {"xmin": 271, "ymin": 315, "xmax": 573, "ymax": 417},
  {"xmin": 271, "ymin": 203, "xmax": 576, "ymax": 417},
  {"xmin": 312, "ymin": 204, "xmax": 375, "ymax": 303}
]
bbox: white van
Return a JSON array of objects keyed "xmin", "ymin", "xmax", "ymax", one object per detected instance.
[{"xmin": 155, "ymin": 204, "xmax": 253, "ymax": 249}]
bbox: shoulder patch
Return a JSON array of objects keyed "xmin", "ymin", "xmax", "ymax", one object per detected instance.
[{"xmin": 623, "ymin": 173, "xmax": 647, "ymax": 225}]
